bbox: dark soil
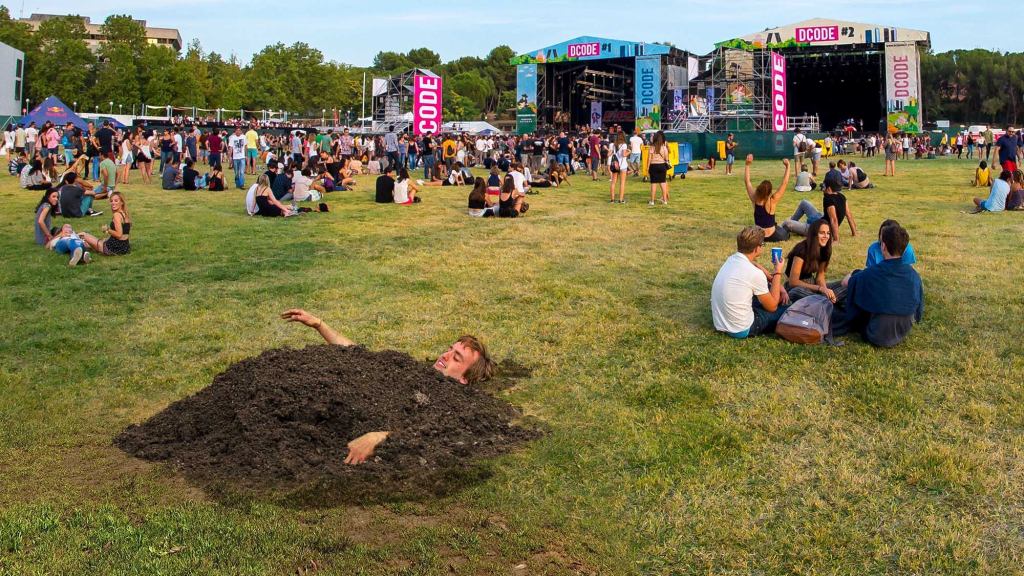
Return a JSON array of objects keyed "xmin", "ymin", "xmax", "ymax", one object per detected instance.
[{"xmin": 115, "ymin": 345, "xmax": 539, "ymax": 505}]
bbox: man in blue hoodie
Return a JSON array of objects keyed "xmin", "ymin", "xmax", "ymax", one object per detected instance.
[{"xmin": 833, "ymin": 223, "xmax": 923, "ymax": 347}]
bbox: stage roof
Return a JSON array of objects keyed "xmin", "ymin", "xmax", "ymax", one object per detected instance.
[
  {"xmin": 510, "ymin": 36, "xmax": 674, "ymax": 66},
  {"xmin": 718, "ymin": 18, "xmax": 930, "ymax": 51}
]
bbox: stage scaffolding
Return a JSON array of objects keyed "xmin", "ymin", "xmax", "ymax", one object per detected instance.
[{"xmin": 671, "ymin": 47, "xmax": 818, "ymax": 133}]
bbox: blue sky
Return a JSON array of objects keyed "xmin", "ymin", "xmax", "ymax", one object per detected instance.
[{"xmin": 18, "ymin": 0, "xmax": 1022, "ymax": 65}]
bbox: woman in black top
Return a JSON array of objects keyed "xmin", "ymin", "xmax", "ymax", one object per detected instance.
[
  {"xmin": 498, "ymin": 175, "xmax": 527, "ymax": 218},
  {"xmin": 743, "ymin": 154, "xmax": 791, "ymax": 242},
  {"xmin": 207, "ymin": 163, "xmax": 225, "ymax": 191},
  {"xmin": 784, "ymin": 218, "xmax": 845, "ymax": 304},
  {"xmin": 81, "ymin": 192, "xmax": 132, "ymax": 256}
]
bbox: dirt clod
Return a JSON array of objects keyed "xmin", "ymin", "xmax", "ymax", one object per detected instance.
[{"xmin": 115, "ymin": 345, "xmax": 539, "ymax": 504}]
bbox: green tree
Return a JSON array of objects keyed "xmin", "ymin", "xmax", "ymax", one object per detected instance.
[
  {"xmin": 92, "ymin": 44, "xmax": 140, "ymax": 112},
  {"xmin": 175, "ymin": 39, "xmax": 211, "ymax": 109},
  {"xmin": 372, "ymin": 51, "xmax": 414, "ymax": 73},
  {"xmin": 27, "ymin": 15, "xmax": 92, "ymax": 106},
  {"xmin": 407, "ymin": 47, "xmax": 441, "ymax": 70},
  {"xmin": 138, "ymin": 44, "xmax": 178, "ymax": 106}
]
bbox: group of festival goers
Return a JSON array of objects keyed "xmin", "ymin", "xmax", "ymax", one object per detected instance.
[{"xmin": 711, "ymin": 218, "xmax": 922, "ymax": 347}]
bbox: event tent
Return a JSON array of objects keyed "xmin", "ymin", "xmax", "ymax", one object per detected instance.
[
  {"xmin": 21, "ymin": 96, "xmax": 88, "ymax": 130},
  {"xmin": 441, "ymin": 121, "xmax": 504, "ymax": 135}
]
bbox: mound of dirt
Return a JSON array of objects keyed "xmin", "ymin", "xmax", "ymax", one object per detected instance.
[{"xmin": 115, "ymin": 345, "xmax": 539, "ymax": 504}]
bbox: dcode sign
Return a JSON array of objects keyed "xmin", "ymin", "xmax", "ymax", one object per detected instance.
[
  {"xmin": 413, "ymin": 74, "xmax": 443, "ymax": 135},
  {"xmin": 795, "ymin": 26, "xmax": 840, "ymax": 43},
  {"xmin": 567, "ymin": 42, "xmax": 601, "ymax": 59},
  {"xmin": 770, "ymin": 51, "xmax": 787, "ymax": 132}
]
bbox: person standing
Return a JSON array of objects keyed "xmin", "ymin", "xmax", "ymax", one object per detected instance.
[
  {"xmin": 792, "ymin": 127, "xmax": 808, "ymax": 165},
  {"xmin": 206, "ymin": 129, "xmax": 222, "ymax": 169},
  {"xmin": 628, "ymin": 131, "xmax": 644, "ymax": 176},
  {"xmin": 384, "ymin": 127, "xmax": 400, "ymax": 172},
  {"xmin": 421, "ymin": 132, "xmax": 436, "ymax": 181},
  {"xmin": 995, "ymin": 127, "xmax": 1019, "ymax": 173},
  {"xmin": 646, "ymin": 131, "xmax": 671, "ymax": 206},
  {"xmin": 243, "ymin": 125, "xmax": 259, "ymax": 175},
  {"xmin": 24, "ymin": 121, "xmax": 38, "ymax": 158},
  {"xmin": 588, "ymin": 131, "xmax": 601, "ymax": 181},
  {"xmin": 228, "ymin": 127, "xmax": 247, "ymax": 189},
  {"xmin": 609, "ymin": 133, "xmax": 629, "ymax": 203},
  {"xmin": 884, "ymin": 134, "xmax": 897, "ymax": 177},
  {"xmin": 725, "ymin": 133, "xmax": 737, "ymax": 175}
]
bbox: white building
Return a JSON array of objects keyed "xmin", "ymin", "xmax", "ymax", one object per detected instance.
[{"xmin": 0, "ymin": 41, "xmax": 25, "ymax": 117}]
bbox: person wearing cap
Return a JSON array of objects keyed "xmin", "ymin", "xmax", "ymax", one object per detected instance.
[{"xmin": 996, "ymin": 127, "xmax": 1019, "ymax": 173}]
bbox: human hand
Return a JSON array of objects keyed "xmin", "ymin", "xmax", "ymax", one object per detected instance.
[
  {"xmin": 820, "ymin": 285, "xmax": 837, "ymax": 303},
  {"xmin": 779, "ymin": 289, "xmax": 791, "ymax": 306},
  {"xmin": 745, "ymin": 154, "xmax": 753, "ymax": 165},
  {"xmin": 344, "ymin": 431, "xmax": 389, "ymax": 465},
  {"xmin": 773, "ymin": 259, "xmax": 786, "ymax": 275},
  {"xmin": 782, "ymin": 158, "xmax": 790, "ymax": 167},
  {"xmin": 280, "ymin": 308, "xmax": 320, "ymax": 328}
]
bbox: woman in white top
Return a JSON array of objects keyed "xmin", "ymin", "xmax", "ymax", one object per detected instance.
[
  {"xmin": 117, "ymin": 134, "xmax": 133, "ymax": 185},
  {"xmin": 135, "ymin": 131, "xmax": 153, "ymax": 185},
  {"xmin": 609, "ymin": 132, "xmax": 629, "ymax": 203},
  {"xmin": 393, "ymin": 168, "xmax": 420, "ymax": 204}
]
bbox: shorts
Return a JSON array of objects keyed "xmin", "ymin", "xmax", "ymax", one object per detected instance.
[
  {"xmin": 589, "ymin": 155, "xmax": 600, "ymax": 170},
  {"xmin": 1003, "ymin": 160, "xmax": 1018, "ymax": 173},
  {"xmin": 628, "ymin": 153, "xmax": 640, "ymax": 164},
  {"xmin": 247, "ymin": 148, "xmax": 258, "ymax": 159},
  {"xmin": 648, "ymin": 162, "xmax": 669, "ymax": 184},
  {"xmin": 726, "ymin": 153, "xmax": 735, "ymax": 165}
]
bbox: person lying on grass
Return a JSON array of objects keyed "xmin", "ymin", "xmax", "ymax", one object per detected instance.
[{"xmin": 281, "ymin": 308, "xmax": 495, "ymax": 464}]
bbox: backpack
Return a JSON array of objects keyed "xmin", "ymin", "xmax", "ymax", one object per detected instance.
[
  {"xmin": 776, "ymin": 294, "xmax": 833, "ymax": 344},
  {"xmin": 798, "ymin": 140, "xmax": 810, "ymax": 153}
]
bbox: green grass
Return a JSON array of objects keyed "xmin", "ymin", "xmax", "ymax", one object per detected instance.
[{"xmin": 2, "ymin": 155, "xmax": 1023, "ymax": 575}]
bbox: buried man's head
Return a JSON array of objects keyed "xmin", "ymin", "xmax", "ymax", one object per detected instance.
[{"xmin": 433, "ymin": 335, "xmax": 495, "ymax": 384}]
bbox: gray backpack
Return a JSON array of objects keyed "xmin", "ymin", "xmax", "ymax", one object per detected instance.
[{"xmin": 776, "ymin": 295, "xmax": 833, "ymax": 344}]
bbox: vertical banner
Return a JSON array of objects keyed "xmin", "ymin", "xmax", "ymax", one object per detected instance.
[
  {"xmin": 885, "ymin": 43, "xmax": 921, "ymax": 133},
  {"xmin": 770, "ymin": 51, "xmax": 787, "ymax": 132},
  {"xmin": 635, "ymin": 55, "xmax": 661, "ymax": 131},
  {"xmin": 412, "ymin": 74, "xmax": 442, "ymax": 135},
  {"xmin": 590, "ymin": 101, "xmax": 603, "ymax": 130},
  {"xmin": 516, "ymin": 64, "xmax": 537, "ymax": 135}
]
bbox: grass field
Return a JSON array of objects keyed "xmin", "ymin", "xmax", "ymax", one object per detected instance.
[{"xmin": 1, "ymin": 153, "xmax": 1023, "ymax": 575}]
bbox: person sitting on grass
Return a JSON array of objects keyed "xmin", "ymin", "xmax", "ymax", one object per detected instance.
[
  {"xmin": 443, "ymin": 162, "xmax": 466, "ymax": 186},
  {"xmin": 785, "ymin": 218, "xmax": 845, "ymax": 304},
  {"xmin": 710, "ymin": 225, "xmax": 790, "ymax": 338},
  {"xmin": 280, "ymin": 308, "xmax": 495, "ymax": 464},
  {"xmin": 467, "ymin": 176, "xmax": 497, "ymax": 217},
  {"xmin": 374, "ymin": 164, "xmax": 396, "ymax": 203},
  {"xmin": 845, "ymin": 160, "xmax": 874, "ymax": 189},
  {"xmin": 9, "ymin": 150, "xmax": 27, "ymax": 176},
  {"xmin": 973, "ymin": 160, "xmax": 992, "ymax": 187},
  {"xmin": 46, "ymin": 223, "xmax": 91, "ymax": 266},
  {"xmin": 79, "ymin": 192, "xmax": 132, "ymax": 256},
  {"xmin": 34, "ymin": 188, "xmax": 60, "ymax": 246},
  {"xmin": 250, "ymin": 174, "xmax": 293, "ymax": 217},
  {"xmin": 272, "ymin": 165, "xmax": 295, "ymax": 201},
  {"xmin": 744, "ymin": 154, "xmax": 792, "ymax": 242},
  {"xmin": 392, "ymin": 168, "xmax": 421, "ymax": 205},
  {"xmin": 57, "ymin": 172, "xmax": 101, "ymax": 218},
  {"xmin": 182, "ymin": 159, "xmax": 207, "ymax": 191},
  {"xmin": 96, "ymin": 150, "xmax": 117, "ymax": 199},
  {"xmin": 971, "ymin": 169, "xmax": 1011, "ymax": 213},
  {"xmin": 20, "ymin": 159, "xmax": 51, "ymax": 191},
  {"xmin": 207, "ymin": 163, "xmax": 225, "ymax": 191},
  {"xmin": 866, "ymin": 220, "xmax": 917, "ymax": 266},
  {"xmin": 498, "ymin": 174, "xmax": 528, "ymax": 218},
  {"xmin": 1005, "ymin": 170, "xmax": 1024, "ymax": 211},
  {"xmin": 783, "ymin": 175, "xmax": 858, "ymax": 242},
  {"xmin": 161, "ymin": 157, "xmax": 183, "ymax": 190},
  {"xmin": 834, "ymin": 223, "xmax": 923, "ymax": 347},
  {"xmin": 794, "ymin": 163, "xmax": 816, "ymax": 192}
]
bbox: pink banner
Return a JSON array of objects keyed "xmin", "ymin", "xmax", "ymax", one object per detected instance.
[
  {"xmin": 567, "ymin": 42, "xmax": 600, "ymax": 58},
  {"xmin": 413, "ymin": 74, "xmax": 443, "ymax": 135},
  {"xmin": 770, "ymin": 51, "xmax": 787, "ymax": 132},
  {"xmin": 795, "ymin": 26, "xmax": 840, "ymax": 44}
]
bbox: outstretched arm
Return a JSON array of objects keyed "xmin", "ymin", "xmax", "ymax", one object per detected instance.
[
  {"xmin": 743, "ymin": 154, "xmax": 756, "ymax": 201},
  {"xmin": 778, "ymin": 158, "xmax": 791, "ymax": 194},
  {"xmin": 280, "ymin": 309, "xmax": 354, "ymax": 346}
]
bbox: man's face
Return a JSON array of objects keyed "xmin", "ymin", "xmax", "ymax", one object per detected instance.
[{"xmin": 433, "ymin": 341, "xmax": 480, "ymax": 384}]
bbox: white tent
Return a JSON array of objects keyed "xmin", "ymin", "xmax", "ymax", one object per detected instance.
[{"xmin": 442, "ymin": 121, "xmax": 504, "ymax": 135}]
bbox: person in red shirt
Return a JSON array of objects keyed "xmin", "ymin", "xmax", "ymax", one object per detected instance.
[
  {"xmin": 206, "ymin": 130, "xmax": 223, "ymax": 169},
  {"xmin": 588, "ymin": 131, "xmax": 601, "ymax": 181}
]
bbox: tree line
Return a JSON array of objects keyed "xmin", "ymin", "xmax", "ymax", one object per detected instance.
[
  {"xmin": 1, "ymin": 8, "xmax": 1021, "ymax": 126},
  {"xmin": 0, "ymin": 8, "xmax": 516, "ymax": 121}
]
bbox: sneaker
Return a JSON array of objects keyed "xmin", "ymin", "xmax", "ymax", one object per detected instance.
[
  {"xmin": 82, "ymin": 252, "xmax": 92, "ymax": 264},
  {"xmin": 68, "ymin": 247, "xmax": 83, "ymax": 266},
  {"xmin": 87, "ymin": 209, "xmax": 103, "ymax": 217},
  {"xmin": 619, "ymin": 198, "xmax": 627, "ymax": 204},
  {"xmin": 609, "ymin": 198, "xmax": 616, "ymax": 203},
  {"xmin": 648, "ymin": 200, "xmax": 655, "ymax": 206},
  {"xmin": 661, "ymin": 199, "xmax": 668, "ymax": 205}
]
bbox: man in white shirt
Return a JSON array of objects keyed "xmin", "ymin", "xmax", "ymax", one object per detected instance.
[
  {"xmin": 228, "ymin": 127, "xmax": 247, "ymax": 189},
  {"xmin": 24, "ymin": 122, "xmax": 38, "ymax": 158},
  {"xmin": 628, "ymin": 131, "xmax": 644, "ymax": 176},
  {"xmin": 509, "ymin": 162, "xmax": 528, "ymax": 194},
  {"xmin": 710, "ymin": 226, "xmax": 789, "ymax": 338},
  {"xmin": 792, "ymin": 128, "xmax": 807, "ymax": 165}
]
